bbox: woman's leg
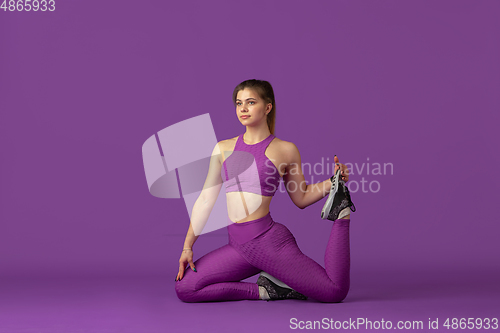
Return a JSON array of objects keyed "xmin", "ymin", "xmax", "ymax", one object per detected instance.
[
  {"xmin": 234, "ymin": 218, "xmax": 351, "ymax": 303},
  {"xmin": 175, "ymin": 243, "xmax": 262, "ymax": 302}
]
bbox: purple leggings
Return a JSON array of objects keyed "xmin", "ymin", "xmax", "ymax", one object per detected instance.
[{"xmin": 175, "ymin": 212, "xmax": 350, "ymax": 303}]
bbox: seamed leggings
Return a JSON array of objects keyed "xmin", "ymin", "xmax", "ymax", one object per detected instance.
[{"xmin": 175, "ymin": 212, "xmax": 350, "ymax": 303}]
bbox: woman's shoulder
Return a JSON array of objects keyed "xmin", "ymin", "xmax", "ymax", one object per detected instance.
[
  {"xmin": 214, "ymin": 136, "xmax": 240, "ymax": 162},
  {"xmin": 216, "ymin": 134, "xmax": 298, "ymax": 155},
  {"xmin": 271, "ymin": 136, "xmax": 300, "ymax": 159},
  {"xmin": 272, "ymin": 136, "xmax": 298, "ymax": 151},
  {"xmin": 217, "ymin": 135, "xmax": 239, "ymax": 150}
]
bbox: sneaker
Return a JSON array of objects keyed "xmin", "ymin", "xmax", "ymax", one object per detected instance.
[
  {"xmin": 257, "ymin": 271, "xmax": 307, "ymax": 301},
  {"xmin": 320, "ymin": 168, "xmax": 356, "ymax": 221}
]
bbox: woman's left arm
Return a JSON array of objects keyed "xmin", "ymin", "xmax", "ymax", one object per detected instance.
[{"xmin": 283, "ymin": 142, "xmax": 349, "ymax": 209}]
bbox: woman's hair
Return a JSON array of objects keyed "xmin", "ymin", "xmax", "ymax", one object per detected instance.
[{"xmin": 232, "ymin": 79, "xmax": 276, "ymax": 135}]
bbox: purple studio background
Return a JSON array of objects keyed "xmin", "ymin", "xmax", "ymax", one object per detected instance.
[{"xmin": 1, "ymin": 1, "xmax": 499, "ymax": 332}]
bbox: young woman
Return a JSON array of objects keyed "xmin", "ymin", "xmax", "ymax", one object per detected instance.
[{"xmin": 174, "ymin": 79, "xmax": 354, "ymax": 302}]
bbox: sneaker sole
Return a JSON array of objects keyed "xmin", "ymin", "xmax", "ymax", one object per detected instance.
[
  {"xmin": 259, "ymin": 271, "xmax": 292, "ymax": 289},
  {"xmin": 320, "ymin": 169, "xmax": 340, "ymax": 219}
]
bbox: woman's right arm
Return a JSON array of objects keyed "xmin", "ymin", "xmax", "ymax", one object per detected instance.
[{"xmin": 176, "ymin": 141, "xmax": 224, "ymax": 281}]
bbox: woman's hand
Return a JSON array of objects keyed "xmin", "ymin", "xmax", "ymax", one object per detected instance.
[
  {"xmin": 175, "ymin": 249, "xmax": 197, "ymax": 281},
  {"xmin": 334, "ymin": 155, "xmax": 349, "ymax": 182}
]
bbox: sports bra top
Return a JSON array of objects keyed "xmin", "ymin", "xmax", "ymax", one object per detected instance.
[{"xmin": 221, "ymin": 133, "xmax": 281, "ymax": 197}]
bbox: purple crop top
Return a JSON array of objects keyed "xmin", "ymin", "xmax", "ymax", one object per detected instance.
[{"xmin": 221, "ymin": 133, "xmax": 281, "ymax": 197}]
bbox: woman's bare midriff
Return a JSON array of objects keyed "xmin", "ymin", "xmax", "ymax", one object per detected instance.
[{"xmin": 226, "ymin": 192, "xmax": 273, "ymax": 223}]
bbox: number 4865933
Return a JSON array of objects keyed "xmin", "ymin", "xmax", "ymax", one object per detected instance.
[{"xmin": 1, "ymin": 0, "xmax": 55, "ymax": 11}]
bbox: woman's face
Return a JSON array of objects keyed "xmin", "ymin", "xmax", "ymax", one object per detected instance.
[{"xmin": 235, "ymin": 88, "xmax": 271, "ymax": 127}]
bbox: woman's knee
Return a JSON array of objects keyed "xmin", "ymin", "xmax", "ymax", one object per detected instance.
[
  {"xmin": 175, "ymin": 278, "xmax": 198, "ymax": 303},
  {"xmin": 318, "ymin": 287, "xmax": 349, "ymax": 303}
]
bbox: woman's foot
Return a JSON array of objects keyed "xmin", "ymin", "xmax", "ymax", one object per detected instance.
[
  {"xmin": 257, "ymin": 272, "xmax": 307, "ymax": 301},
  {"xmin": 321, "ymin": 169, "xmax": 356, "ymax": 221},
  {"xmin": 338, "ymin": 207, "xmax": 351, "ymax": 219}
]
